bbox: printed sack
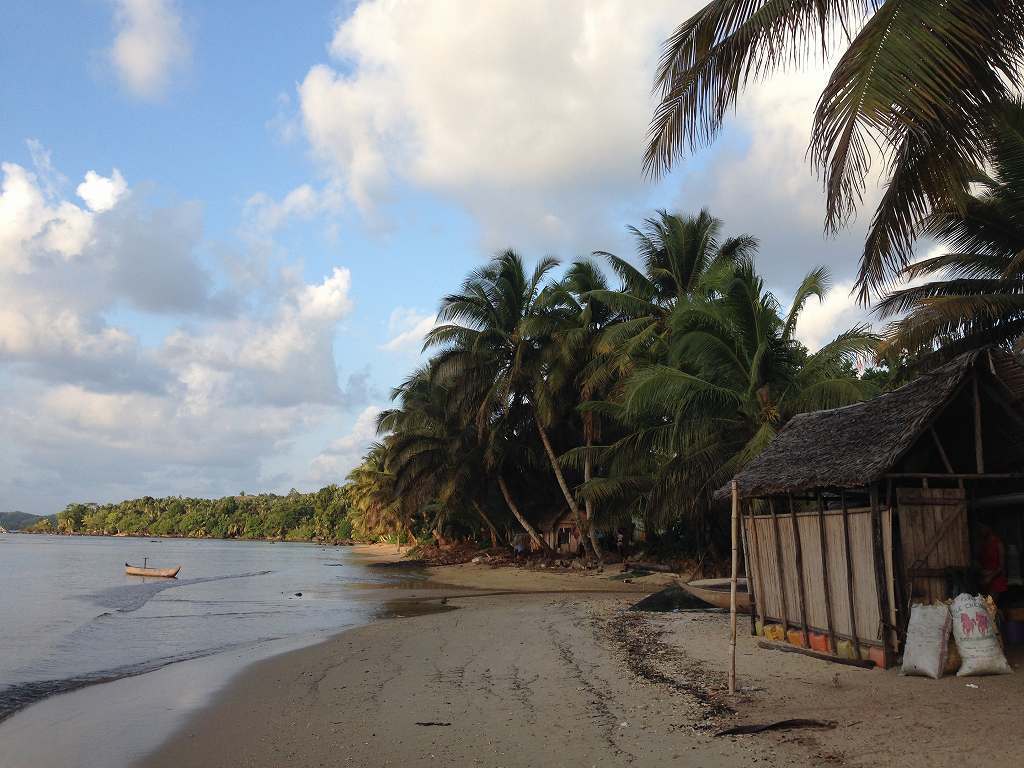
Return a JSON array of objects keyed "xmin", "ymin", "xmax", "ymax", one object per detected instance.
[{"xmin": 950, "ymin": 593, "xmax": 1012, "ymax": 676}]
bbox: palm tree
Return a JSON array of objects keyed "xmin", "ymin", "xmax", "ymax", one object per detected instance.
[
  {"xmin": 377, "ymin": 367, "xmax": 504, "ymax": 547},
  {"xmin": 424, "ymin": 251, "xmax": 566, "ymax": 552},
  {"xmin": 582, "ymin": 259, "xmax": 878, "ymax": 536},
  {"xmin": 646, "ymin": 1, "xmax": 1024, "ymax": 300},
  {"xmin": 877, "ymin": 99, "xmax": 1024, "ymax": 362},
  {"xmin": 589, "ymin": 209, "xmax": 757, "ymax": 369}
]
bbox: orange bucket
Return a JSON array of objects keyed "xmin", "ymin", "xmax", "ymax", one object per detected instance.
[{"xmin": 809, "ymin": 632, "xmax": 832, "ymax": 653}]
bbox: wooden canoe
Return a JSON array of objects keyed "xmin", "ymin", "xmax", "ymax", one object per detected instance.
[
  {"xmin": 681, "ymin": 577, "xmax": 751, "ymax": 613},
  {"xmin": 125, "ymin": 562, "xmax": 181, "ymax": 578}
]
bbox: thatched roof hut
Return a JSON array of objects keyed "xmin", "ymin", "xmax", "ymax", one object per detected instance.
[{"xmin": 724, "ymin": 347, "xmax": 1024, "ymax": 668}]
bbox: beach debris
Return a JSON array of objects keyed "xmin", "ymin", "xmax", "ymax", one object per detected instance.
[
  {"xmin": 294, "ymin": 592, "xmax": 302, "ymax": 597},
  {"xmin": 715, "ymin": 719, "xmax": 837, "ymax": 737},
  {"xmin": 966, "ymin": 683, "xmax": 980, "ymax": 689},
  {"xmin": 415, "ymin": 722, "xmax": 452, "ymax": 727},
  {"xmin": 630, "ymin": 585, "xmax": 715, "ymax": 613}
]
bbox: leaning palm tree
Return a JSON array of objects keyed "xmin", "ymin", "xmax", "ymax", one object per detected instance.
[
  {"xmin": 424, "ymin": 251, "xmax": 570, "ymax": 551},
  {"xmin": 646, "ymin": 1, "xmax": 1024, "ymax": 300},
  {"xmin": 877, "ymin": 99, "xmax": 1024, "ymax": 363}
]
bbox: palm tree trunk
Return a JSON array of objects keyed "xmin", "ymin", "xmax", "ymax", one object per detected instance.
[
  {"xmin": 472, "ymin": 501, "xmax": 502, "ymax": 548},
  {"xmin": 497, "ymin": 474, "xmax": 550, "ymax": 553},
  {"xmin": 535, "ymin": 418, "xmax": 593, "ymax": 557},
  {"xmin": 584, "ymin": 439, "xmax": 603, "ymax": 563}
]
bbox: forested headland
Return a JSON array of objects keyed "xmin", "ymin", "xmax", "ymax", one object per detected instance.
[{"xmin": 23, "ymin": 486, "xmax": 360, "ymax": 542}]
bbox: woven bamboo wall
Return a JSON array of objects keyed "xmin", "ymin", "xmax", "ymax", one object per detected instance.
[
  {"xmin": 896, "ymin": 487, "xmax": 968, "ymax": 603},
  {"xmin": 744, "ymin": 506, "xmax": 891, "ymax": 647}
]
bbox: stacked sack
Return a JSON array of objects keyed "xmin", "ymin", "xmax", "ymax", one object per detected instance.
[{"xmin": 900, "ymin": 594, "xmax": 1012, "ymax": 678}]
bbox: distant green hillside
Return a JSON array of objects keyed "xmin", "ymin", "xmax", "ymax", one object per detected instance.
[{"xmin": 0, "ymin": 511, "xmax": 55, "ymax": 530}]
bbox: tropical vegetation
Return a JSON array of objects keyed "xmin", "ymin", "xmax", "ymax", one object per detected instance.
[
  {"xmin": 343, "ymin": 209, "xmax": 878, "ymax": 559},
  {"xmin": 646, "ymin": 1, "xmax": 1024, "ymax": 300},
  {"xmin": 30, "ymin": 486, "xmax": 357, "ymax": 542}
]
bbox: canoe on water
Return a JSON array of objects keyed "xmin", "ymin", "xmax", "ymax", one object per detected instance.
[
  {"xmin": 125, "ymin": 562, "xmax": 181, "ymax": 578},
  {"xmin": 681, "ymin": 577, "xmax": 751, "ymax": 613}
]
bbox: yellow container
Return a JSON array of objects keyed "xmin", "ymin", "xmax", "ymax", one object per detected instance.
[
  {"xmin": 763, "ymin": 623, "xmax": 786, "ymax": 641},
  {"xmin": 786, "ymin": 628, "xmax": 808, "ymax": 648},
  {"xmin": 835, "ymin": 639, "xmax": 857, "ymax": 659}
]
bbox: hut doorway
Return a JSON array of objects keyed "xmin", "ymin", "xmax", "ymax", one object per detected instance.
[{"xmin": 896, "ymin": 487, "xmax": 970, "ymax": 604}]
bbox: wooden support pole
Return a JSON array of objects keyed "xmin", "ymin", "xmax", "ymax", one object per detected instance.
[
  {"xmin": 930, "ymin": 427, "xmax": 955, "ymax": 474},
  {"xmin": 788, "ymin": 493, "xmax": 810, "ymax": 647},
  {"xmin": 869, "ymin": 484, "xmax": 893, "ymax": 668},
  {"xmin": 973, "ymin": 372, "xmax": 985, "ymax": 474},
  {"xmin": 840, "ymin": 490, "xmax": 861, "ymax": 659},
  {"xmin": 729, "ymin": 480, "xmax": 739, "ymax": 695},
  {"xmin": 816, "ymin": 491, "xmax": 837, "ymax": 653},
  {"xmin": 769, "ymin": 497, "xmax": 790, "ymax": 633},
  {"xmin": 738, "ymin": 499, "xmax": 757, "ymax": 637},
  {"xmin": 746, "ymin": 500, "xmax": 766, "ymax": 636}
]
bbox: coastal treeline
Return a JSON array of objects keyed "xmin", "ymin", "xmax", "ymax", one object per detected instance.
[{"xmin": 33, "ymin": 486, "xmax": 356, "ymax": 542}]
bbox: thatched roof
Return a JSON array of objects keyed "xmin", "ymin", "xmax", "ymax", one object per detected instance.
[{"xmin": 723, "ymin": 348, "xmax": 1024, "ymax": 499}]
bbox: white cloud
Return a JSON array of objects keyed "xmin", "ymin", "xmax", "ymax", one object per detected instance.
[
  {"xmin": 297, "ymin": 0, "xmax": 693, "ymax": 248},
  {"xmin": 108, "ymin": 0, "xmax": 189, "ymax": 99},
  {"xmin": 242, "ymin": 183, "xmax": 343, "ymax": 236},
  {"xmin": 0, "ymin": 161, "xmax": 100, "ymax": 272},
  {"xmin": 309, "ymin": 405, "xmax": 383, "ymax": 483},
  {"xmin": 0, "ymin": 148, "xmax": 365, "ymax": 512},
  {"xmin": 791, "ymin": 280, "xmax": 868, "ymax": 352},
  {"xmin": 77, "ymin": 169, "xmax": 128, "ymax": 212},
  {"xmin": 380, "ymin": 307, "xmax": 435, "ymax": 352}
]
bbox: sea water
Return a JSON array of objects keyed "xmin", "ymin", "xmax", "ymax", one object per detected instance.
[{"xmin": 0, "ymin": 534, "xmax": 417, "ymax": 766}]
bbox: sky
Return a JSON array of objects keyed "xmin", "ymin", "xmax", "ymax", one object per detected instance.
[{"xmin": 1, "ymin": 0, "xmax": 885, "ymax": 514}]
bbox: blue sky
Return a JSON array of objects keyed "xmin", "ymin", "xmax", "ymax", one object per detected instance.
[{"xmin": 0, "ymin": 1, "xmax": 875, "ymax": 514}]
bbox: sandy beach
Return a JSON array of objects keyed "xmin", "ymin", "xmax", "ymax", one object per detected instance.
[{"xmin": 135, "ymin": 551, "xmax": 1024, "ymax": 768}]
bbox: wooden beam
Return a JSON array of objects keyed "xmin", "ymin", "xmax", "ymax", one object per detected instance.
[
  {"xmin": 769, "ymin": 498, "xmax": 790, "ymax": 633},
  {"xmin": 974, "ymin": 372, "xmax": 985, "ymax": 474},
  {"xmin": 738, "ymin": 499, "xmax": 758, "ymax": 637},
  {"xmin": 746, "ymin": 499, "xmax": 766, "ymax": 636},
  {"xmin": 729, "ymin": 480, "xmax": 739, "ymax": 695},
  {"xmin": 816, "ymin": 491, "xmax": 837, "ymax": 653},
  {"xmin": 884, "ymin": 472, "xmax": 1024, "ymax": 480},
  {"xmin": 929, "ymin": 427, "xmax": 955, "ymax": 474},
  {"xmin": 840, "ymin": 490, "xmax": 861, "ymax": 659},
  {"xmin": 869, "ymin": 484, "xmax": 893, "ymax": 669},
  {"xmin": 788, "ymin": 493, "xmax": 810, "ymax": 647},
  {"xmin": 757, "ymin": 641, "xmax": 876, "ymax": 668}
]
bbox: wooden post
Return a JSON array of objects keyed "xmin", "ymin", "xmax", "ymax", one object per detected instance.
[
  {"xmin": 769, "ymin": 498, "xmax": 790, "ymax": 632},
  {"xmin": 869, "ymin": 484, "xmax": 893, "ymax": 668},
  {"xmin": 744, "ymin": 499, "xmax": 765, "ymax": 636},
  {"xmin": 840, "ymin": 491, "xmax": 861, "ymax": 659},
  {"xmin": 729, "ymin": 480, "xmax": 739, "ymax": 695},
  {"xmin": 973, "ymin": 372, "xmax": 985, "ymax": 474},
  {"xmin": 788, "ymin": 493, "xmax": 810, "ymax": 647},
  {"xmin": 816, "ymin": 491, "xmax": 837, "ymax": 653},
  {"xmin": 738, "ymin": 499, "xmax": 757, "ymax": 636}
]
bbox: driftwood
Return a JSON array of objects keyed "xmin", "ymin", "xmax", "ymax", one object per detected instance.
[
  {"xmin": 622, "ymin": 561, "xmax": 676, "ymax": 573},
  {"xmin": 757, "ymin": 640, "xmax": 875, "ymax": 668},
  {"xmin": 716, "ymin": 718, "xmax": 837, "ymax": 737}
]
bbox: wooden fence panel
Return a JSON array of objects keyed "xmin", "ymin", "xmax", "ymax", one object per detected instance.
[{"xmin": 745, "ymin": 506, "xmax": 885, "ymax": 646}]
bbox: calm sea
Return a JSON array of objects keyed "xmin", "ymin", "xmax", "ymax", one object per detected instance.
[{"xmin": 0, "ymin": 534, "xmax": 417, "ymax": 765}]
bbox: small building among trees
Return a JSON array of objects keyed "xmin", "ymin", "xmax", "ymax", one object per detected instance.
[{"xmin": 725, "ymin": 348, "xmax": 1024, "ymax": 667}]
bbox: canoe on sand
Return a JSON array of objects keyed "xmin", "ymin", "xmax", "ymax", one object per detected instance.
[
  {"xmin": 125, "ymin": 562, "xmax": 181, "ymax": 578},
  {"xmin": 681, "ymin": 577, "xmax": 751, "ymax": 612}
]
